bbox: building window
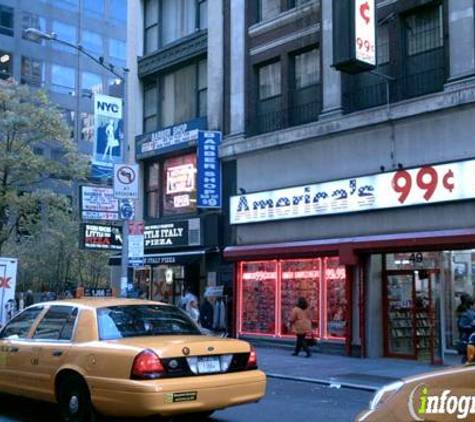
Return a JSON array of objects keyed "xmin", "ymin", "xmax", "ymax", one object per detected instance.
[
  {"xmin": 110, "ymin": 0, "xmax": 127, "ymax": 22},
  {"xmin": 0, "ymin": 50, "xmax": 12, "ymax": 80},
  {"xmin": 258, "ymin": 0, "xmax": 280, "ymax": 22},
  {"xmin": 0, "ymin": 5, "xmax": 13, "ymax": 36},
  {"xmin": 81, "ymin": 72, "xmax": 103, "ymax": 94},
  {"xmin": 254, "ymin": 61, "xmax": 282, "ymax": 134},
  {"xmin": 162, "ymin": 153, "xmax": 197, "ymax": 216},
  {"xmin": 82, "ymin": 30, "xmax": 103, "ymax": 56},
  {"xmin": 145, "ymin": 153, "xmax": 197, "ymax": 218},
  {"xmin": 291, "ymin": 48, "xmax": 320, "ymax": 126},
  {"xmin": 56, "ymin": 0, "xmax": 79, "ymax": 11},
  {"xmin": 144, "ymin": 82, "xmax": 158, "ymax": 133},
  {"xmin": 146, "ymin": 163, "xmax": 160, "ymax": 218},
  {"xmin": 83, "ymin": 0, "xmax": 104, "ymax": 18},
  {"xmin": 160, "ymin": 59, "xmax": 207, "ymax": 127},
  {"xmin": 109, "ymin": 39, "xmax": 126, "ymax": 64},
  {"xmin": 145, "ymin": 0, "xmax": 207, "ymax": 54},
  {"xmin": 21, "ymin": 56, "xmax": 44, "ymax": 87},
  {"xmin": 52, "ymin": 21, "xmax": 77, "ymax": 53},
  {"xmin": 22, "ymin": 13, "xmax": 46, "ymax": 43},
  {"xmin": 51, "ymin": 64, "xmax": 76, "ymax": 95}
]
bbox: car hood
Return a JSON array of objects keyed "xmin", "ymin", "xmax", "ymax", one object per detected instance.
[
  {"xmin": 401, "ymin": 363, "xmax": 475, "ymax": 387},
  {"xmin": 101, "ymin": 335, "xmax": 252, "ymax": 358}
]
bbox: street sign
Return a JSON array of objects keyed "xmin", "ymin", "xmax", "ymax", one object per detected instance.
[
  {"xmin": 119, "ymin": 199, "xmax": 135, "ymax": 220},
  {"xmin": 128, "ymin": 219, "xmax": 144, "ymax": 268},
  {"xmin": 113, "ymin": 163, "xmax": 139, "ymax": 199}
]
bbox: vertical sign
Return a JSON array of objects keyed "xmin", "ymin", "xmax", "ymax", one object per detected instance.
[
  {"xmin": 197, "ymin": 131, "xmax": 222, "ymax": 208},
  {"xmin": 113, "ymin": 164, "xmax": 139, "ymax": 199},
  {"xmin": 0, "ymin": 258, "xmax": 18, "ymax": 326},
  {"xmin": 92, "ymin": 94, "xmax": 123, "ymax": 179},
  {"xmin": 128, "ymin": 220, "xmax": 145, "ymax": 267},
  {"xmin": 355, "ymin": 0, "xmax": 376, "ymax": 67}
]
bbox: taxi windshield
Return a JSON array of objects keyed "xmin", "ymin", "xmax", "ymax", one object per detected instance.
[{"xmin": 97, "ymin": 304, "xmax": 201, "ymax": 340}]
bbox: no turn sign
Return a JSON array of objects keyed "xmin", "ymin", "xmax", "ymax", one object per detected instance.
[{"xmin": 113, "ymin": 164, "xmax": 139, "ymax": 199}]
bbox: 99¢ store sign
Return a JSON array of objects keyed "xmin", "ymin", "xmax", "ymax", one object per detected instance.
[{"xmin": 230, "ymin": 159, "xmax": 474, "ymax": 224}]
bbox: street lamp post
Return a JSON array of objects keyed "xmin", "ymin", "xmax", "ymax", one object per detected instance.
[{"xmin": 24, "ymin": 27, "xmax": 131, "ymax": 298}]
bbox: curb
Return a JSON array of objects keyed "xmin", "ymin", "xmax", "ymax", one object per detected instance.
[{"xmin": 266, "ymin": 373, "xmax": 379, "ymax": 392}]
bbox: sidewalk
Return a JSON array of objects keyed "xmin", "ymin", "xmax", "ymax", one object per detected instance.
[{"xmin": 253, "ymin": 343, "xmax": 461, "ymax": 392}]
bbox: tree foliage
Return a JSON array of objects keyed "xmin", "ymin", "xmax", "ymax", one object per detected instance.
[{"xmin": 0, "ymin": 79, "xmax": 110, "ymax": 293}]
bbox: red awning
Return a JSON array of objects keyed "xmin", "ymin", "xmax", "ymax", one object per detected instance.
[{"xmin": 223, "ymin": 228, "xmax": 475, "ymax": 264}]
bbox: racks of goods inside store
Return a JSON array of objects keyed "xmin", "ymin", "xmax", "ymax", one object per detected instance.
[
  {"xmin": 388, "ymin": 308, "xmax": 414, "ymax": 353},
  {"xmin": 415, "ymin": 309, "xmax": 437, "ymax": 359}
]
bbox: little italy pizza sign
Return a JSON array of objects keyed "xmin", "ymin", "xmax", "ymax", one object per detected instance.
[{"xmin": 230, "ymin": 159, "xmax": 474, "ymax": 225}]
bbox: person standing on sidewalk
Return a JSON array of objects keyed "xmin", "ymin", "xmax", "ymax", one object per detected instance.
[{"xmin": 290, "ymin": 297, "xmax": 312, "ymax": 358}]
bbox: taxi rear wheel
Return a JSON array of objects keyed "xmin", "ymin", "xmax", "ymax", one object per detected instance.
[{"xmin": 58, "ymin": 374, "xmax": 98, "ymax": 422}]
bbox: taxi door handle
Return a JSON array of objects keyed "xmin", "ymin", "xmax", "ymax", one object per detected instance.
[
  {"xmin": 10, "ymin": 347, "xmax": 19, "ymax": 353},
  {"xmin": 52, "ymin": 350, "xmax": 63, "ymax": 357}
]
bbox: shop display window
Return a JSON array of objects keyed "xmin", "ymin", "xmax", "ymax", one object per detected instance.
[
  {"xmin": 162, "ymin": 153, "xmax": 197, "ymax": 216},
  {"xmin": 280, "ymin": 259, "xmax": 320, "ymax": 336},
  {"xmin": 324, "ymin": 257, "xmax": 348, "ymax": 339},
  {"xmin": 239, "ymin": 261, "xmax": 277, "ymax": 335}
]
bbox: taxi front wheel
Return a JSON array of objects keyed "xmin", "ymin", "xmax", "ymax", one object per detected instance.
[{"xmin": 58, "ymin": 374, "xmax": 100, "ymax": 422}]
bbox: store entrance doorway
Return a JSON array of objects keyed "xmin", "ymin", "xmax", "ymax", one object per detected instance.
[{"xmin": 383, "ymin": 269, "xmax": 441, "ymax": 363}]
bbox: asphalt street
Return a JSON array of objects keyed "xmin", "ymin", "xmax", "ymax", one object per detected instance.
[{"xmin": 0, "ymin": 378, "xmax": 372, "ymax": 422}]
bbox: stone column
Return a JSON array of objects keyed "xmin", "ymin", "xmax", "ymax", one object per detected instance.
[
  {"xmin": 448, "ymin": 1, "xmax": 475, "ymax": 82},
  {"xmin": 229, "ymin": 0, "xmax": 246, "ymax": 134},
  {"xmin": 207, "ymin": 0, "xmax": 224, "ymax": 131},
  {"xmin": 320, "ymin": 0, "xmax": 343, "ymax": 117}
]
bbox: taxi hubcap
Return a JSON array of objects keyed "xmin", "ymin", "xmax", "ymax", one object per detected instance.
[{"xmin": 69, "ymin": 395, "xmax": 79, "ymax": 415}]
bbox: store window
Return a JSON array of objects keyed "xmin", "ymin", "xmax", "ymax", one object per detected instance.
[
  {"xmin": 22, "ymin": 13, "xmax": 46, "ymax": 43},
  {"xmin": 160, "ymin": 59, "xmax": 207, "ymax": 127},
  {"xmin": 239, "ymin": 257, "xmax": 349, "ymax": 341},
  {"xmin": 0, "ymin": 5, "xmax": 13, "ymax": 37},
  {"xmin": 0, "ymin": 50, "xmax": 13, "ymax": 80},
  {"xmin": 280, "ymin": 259, "xmax": 320, "ymax": 336},
  {"xmin": 324, "ymin": 257, "xmax": 348, "ymax": 339},
  {"xmin": 109, "ymin": 38, "xmax": 126, "ymax": 65},
  {"xmin": 52, "ymin": 21, "xmax": 77, "ymax": 53},
  {"xmin": 21, "ymin": 56, "xmax": 44, "ymax": 87},
  {"xmin": 51, "ymin": 64, "xmax": 76, "ymax": 95},
  {"xmin": 110, "ymin": 0, "xmax": 127, "ymax": 22},
  {"xmin": 240, "ymin": 261, "xmax": 277, "ymax": 335},
  {"xmin": 81, "ymin": 72, "xmax": 103, "ymax": 94},
  {"xmin": 162, "ymin": 153, "xmax": 197, "ymax": 216}
]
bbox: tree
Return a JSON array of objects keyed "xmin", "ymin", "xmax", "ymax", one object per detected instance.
[{"xmin": 0, "ymin": 78, "xmax": 88, "ymax": 255}]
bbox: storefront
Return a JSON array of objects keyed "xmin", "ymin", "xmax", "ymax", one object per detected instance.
[{"xmin": 225, "ymin": 157, "xmax": 475, "ymax": 361}]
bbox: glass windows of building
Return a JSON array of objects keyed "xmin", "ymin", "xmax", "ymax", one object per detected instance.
[
  {"xmin": 21, "ymin": 56, "xmax": 44, "ymax": 87},
  {"xmin": 143, "ymin": 83, "xmax": 158, "ymax": 133},
  {"xmin": 291, "ymin": 48, "xmax": 320, "ymax": 126},
  {"xmin": 198, "ymin": 59, "xmax": 207, "ymax": 118},
  {"xmin": 145, "ymin": 153, "xmax": 197, "ymax": 218},
  {"xmin": 0, "ymin": 50, "xmax": 12, "ymax": 79},
  {"xmin": 51, "ymin": 64, "xmax": 76, "ymax": 94},
  {"xmin": 160, "ymin": 59, "xmax": 207, "ymax": 128},
  {"xmin": 254, "ymin": 61, "xmax": 282, "ymax": 134},
  {"xmin": 82, "ymin": 30, "xmax": 103, "ymax": 56},
  {"xmin": 22, "ymin": 13, "xmax": 46, "ymax": 43},
  {"xmin": 238, "ymin": 257, "xmax": 348, "ymax": 341},
  {"xmin": 81, "ymin": 71, "xmax": 103, "ymax": 94},
  {"xmin": 52, "ymin": 21, "xmax": 77, "ymax": 53},
  {"xmin": 144, "ymin": 0, "xmax": 208, "ymax": 54},
  {"xmin": 0, "ymin": 5, "xmax": 13, "ymax": 36},
  {"xmin": 258, "ymin": 0, "xmax": 280, "ymax": 22},
  {"xmin": 55, "ymin": 0, "xmax": 79, "ymax": 12},
  {"xmin": 110, "ymin": 0, "xmax": 126, "ymax": 22},
  {"xmin": 109, "ymin": 38, "xmax": 126, "ymax": 64},
  {"xmin": 83, "ymin": 0, "xmax": 104, "ymax": 18}
]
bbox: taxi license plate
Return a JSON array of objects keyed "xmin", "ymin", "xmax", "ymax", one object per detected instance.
[{"xmin": 197, "ymin": 357, "xmax": 221, "ymax": 374}]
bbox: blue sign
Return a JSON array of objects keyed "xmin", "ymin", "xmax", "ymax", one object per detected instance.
[
  {"xmin": 197, "ymin": 131, "xmax": 222, "ymax": 208},
  {"xmin": 128, "ymin": 258, "xmax": 144, "ymax": 267},
  {"xmin": 120, "ymin": 200, "xmax": 134, "ymax": 220}
]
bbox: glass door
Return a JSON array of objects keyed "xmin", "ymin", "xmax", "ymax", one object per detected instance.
[{"xmin": 385, "ymin": 272, "xmax": 417, "ymax": 358}]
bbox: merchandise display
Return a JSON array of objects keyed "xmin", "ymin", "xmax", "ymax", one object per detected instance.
[{"xmin": 325, "ymin": 257, "xmax": 348, "ymax": 339}]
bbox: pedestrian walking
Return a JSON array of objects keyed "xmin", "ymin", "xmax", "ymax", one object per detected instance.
[{"xmin": 290, "ymin": 297, "xmax": 312, "ymax": 358}]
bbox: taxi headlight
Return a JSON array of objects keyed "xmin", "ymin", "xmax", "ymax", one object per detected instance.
[{"xmin": 369, "ymin": 381, "xmax": 404, "ymax": 410}]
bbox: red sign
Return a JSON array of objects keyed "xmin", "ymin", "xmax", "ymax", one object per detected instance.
[
  {"xmin": 128, "ymin": 220, "xmax": 145, "ymax": 235},
  {"xmin": 0, "ymin": 277, "xmax": 12, "ymax": 289}
]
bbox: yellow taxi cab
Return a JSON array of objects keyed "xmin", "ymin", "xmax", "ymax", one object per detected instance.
[
  {"xmin": 0, "ymin": 298, "xmax": 266, "ymax": 421},
  {"xmin": 355, "ymin": 363, "xmax": 475, "ymax": 421}
]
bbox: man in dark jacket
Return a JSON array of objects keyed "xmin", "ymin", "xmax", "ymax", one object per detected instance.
[{"xmin": 458, "ymin": 297, "xmax": 475, "ymax": 341}]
